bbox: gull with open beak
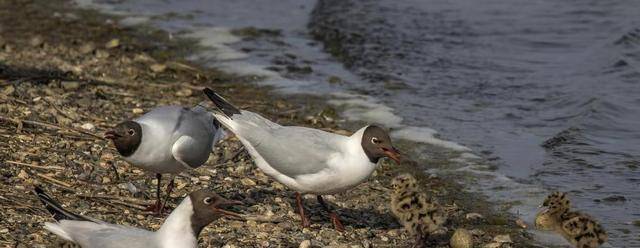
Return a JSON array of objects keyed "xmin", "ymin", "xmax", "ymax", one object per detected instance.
[
  {"xmin": 203, "ymin": 88, "xmax": 401, "ymax": 232},
  {"xmin": 34, "ymin": 186, "xmax": 242, "ymax": 248}
]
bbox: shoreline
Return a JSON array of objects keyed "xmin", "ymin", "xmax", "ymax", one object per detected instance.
[{"xmin": 0, "ymin": 0, "xmax": 537, "ymax": 247}]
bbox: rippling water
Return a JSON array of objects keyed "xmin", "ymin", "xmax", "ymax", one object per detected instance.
[
  {"xmin": 79, "ymin": 0, "xmax": 639, "ymax": 246},
  {"xmin": 311, "ymin": 0, "xmax": 640, "ymax": 246}
]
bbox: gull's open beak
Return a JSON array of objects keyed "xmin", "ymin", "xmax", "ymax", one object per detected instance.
[
  {"xmin": 213, "ymin": 198, "xmax": 243, "ymax": 219},
  {"xmin": 382, "ymin": 147, "xmax": 401, "ymax": 164},
  {"xmin": 104, "ymin": 130, "xmax": 119, "ymax": 140}
]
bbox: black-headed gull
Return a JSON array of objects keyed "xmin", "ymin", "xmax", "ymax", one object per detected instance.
[
  {"xmin": 105, "ymin": 104, "xmax": 225, "ymax": 214},
  {"xmin": 34, "ymin": 186, "xmax": 241, "ymax": 248},
  {"xmin": 203, "ymin": 88, "xmax": 400, "ymax": 231}
]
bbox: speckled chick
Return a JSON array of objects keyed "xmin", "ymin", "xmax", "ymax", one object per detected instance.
[
  {"xmin": 535, "ymin": 192, "xmax": 608, "ymax": 248},
  {"xmin": 390, "ymin": 173, "xmax": 447, "ymax": 246}
]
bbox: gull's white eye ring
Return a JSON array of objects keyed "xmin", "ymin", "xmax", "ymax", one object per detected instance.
[
  {"xmin": 371, "ymin": 137, "xmax": 379, "ymax": 144},
  {"xmin": 128, "ymin": 129, "xmax": 135, "ymax": 136},
  {"xmin": 203, "ymin": 197, "xmax": 213, "ymax": 204}
]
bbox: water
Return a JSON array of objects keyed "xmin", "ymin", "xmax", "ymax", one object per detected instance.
[{"xmin": 76, "ymin": 0, "xmax": 640, "ymax": 246}]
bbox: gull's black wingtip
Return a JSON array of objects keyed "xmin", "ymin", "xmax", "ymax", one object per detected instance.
[
  {"xmin": 33, "ymin": 185, "xmax": 88, "ymax": 222},
  {"xmin": 202, "ymin": 88, "xmax": 241, "ymax": 118}
]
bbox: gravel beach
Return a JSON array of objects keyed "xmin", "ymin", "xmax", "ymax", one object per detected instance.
[{"xmin": 0, "ymin": 1, "xmax": 537, "ymax": 247}]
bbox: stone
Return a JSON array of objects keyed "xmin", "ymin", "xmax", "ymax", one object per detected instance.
[
  {"xmin": 132, "ymin": 108, "xmax": 144, "ymax": 114},
  {"xmin": 61, "ymin": 81, "xmax": 81, "ymax": 90},
  {"xmin": 493, "ymin": 234, "xmax": 512, "ymax": 243},
  {"xmin": 241, "ymin": 178, "xmax": 257, "ymax": 186},
  {"xmin": 79, "ymin": 43, "xmax": 95, "ymax": 54},
  {"xmin": 29, "ymin": 36, "xmax": 44, "ymax": 47},
  {"xmin": 298, "ymin": 240, "xmax": 311, "ymax": 248},
  {"xmin": 80, "ymin": 123, "xmax": 95, "ymax": 131},
  {"xmin": 149, "ymin": 63, "xmax": 166, "ymax": 73},
  {"xmin": 105, "ymin": 39, "xmax": 120, "ymax": 49}
]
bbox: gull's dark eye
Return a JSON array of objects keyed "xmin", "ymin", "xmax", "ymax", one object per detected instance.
[
  {"xmin": 203, "ymin": 197, "xmax": 213, "ymax": 205},
  {"xmin": 371, "ymin": 137, "xmax": 380, "ymax": 144},
  {"xmin": 128, "ymin": 129, "xmax": 135, "ymax": 136}
]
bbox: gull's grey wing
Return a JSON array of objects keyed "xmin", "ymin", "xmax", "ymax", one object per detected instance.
[
  {"xmin": 172, "ymin": 135, "xmax": 210, "ymax": 169},
  {"xmin": 240, "ymin": 124, "xmax": 345, "ymax": 177},
  {"xmin": 56, "ymin": 221, "xmax": 157, "ymax": 248}
]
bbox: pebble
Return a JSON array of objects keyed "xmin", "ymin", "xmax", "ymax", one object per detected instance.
[
  {"xmin": 493, "ymin": 234, "xmax": 512, "ymax": 243},
  {"xmin": 29, "ymin": 36, "xmax": 44, "ymax": 47},
  {"xmin": 132, "ymin": 108, "xmax": 144, "ymax": 114},
  {"xmin": 465, "ymin": 212, "xmax": 484, "ymax": 220},
  {"xmin": 17, "ymin": 169, "xmax": 29, "ymax": 179},
  {"xmin": 105, "ymin": 38, "xmax": 120, "ymax": 49},
  {"xmin": 298, "ymin": 240, "xmax": 311, "ymax": 248},
  {"xmin": 483, "ymin": 243, "xmax": 502, "ymax": 248},
  {"xmin": 175, "ymin": 88, "xmax": 192, "ymax": 97},
  {"xmin": 80, "ymin": 123, "xmax": 95, "ymax": 131},
  {"xmin": 95, "ymin": 49, "xmax": 109, "ymax": 58},
  {"xmin": 450, "ymin": 228, "xmax": 473, "ymax": 248},
  {"xmin": 79, "ymin": 43, "xmax": 95, "ymax": 54},
  {"xmin": 241, "ymin": 178, "xmax": 257, "ymax": 186},
  {"xmin": 61, "ymin": 81, "xmax": 81, "ymax": 90},
  {"xmin": 149, "ymin": 63, "xmax": 166, "ymax": 73}
]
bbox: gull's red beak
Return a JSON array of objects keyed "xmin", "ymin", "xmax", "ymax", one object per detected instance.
[
  {"xmin": 382, "ymin": 147, "xmax": 401, "ymax": 164},
  {"xmin": 104, "ymin": 130, "xmax": 119, "ymax": 140},
  {"xmin": 212, "ymin": 198, "xmax": 243, "ymax": 219}
]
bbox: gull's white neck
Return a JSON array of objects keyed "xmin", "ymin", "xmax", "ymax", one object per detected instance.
[
  {"xmin": 157, "ymin": 197, "xmax": 197, "ymax": 248},
  {"xmin": 339, "ymin": 126, "xmax": 378, "ymax": 182}
]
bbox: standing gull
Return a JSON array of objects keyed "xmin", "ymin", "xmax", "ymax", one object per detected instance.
[
  {"xmin": 105, "ymin": 104, "xmax": 225, "ymax": 214},
  {"xmin": 34, "ymin": 186, "xmax": 241, "ymax": 248},
  {"xmin": 203, "ymin": 88, "xmax": 401, "ymax": 231}
]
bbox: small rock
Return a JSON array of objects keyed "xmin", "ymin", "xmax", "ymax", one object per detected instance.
[
  {"xmin": 241, "ymin": 178, "xmax": 256, "ymax": 186},
  {"xmin": 482, "ymin": 243, "xmax": 502, "ymax": 248},
  {"xmin": 465, "ymin": 212, "xmax": 484, "ymax": 220},
  {"xmin": 102, "ymin": 176, "xmax": 111, "ymax": 184},
  {"xmin": 450, "ymin": 228, "xmax": 473, "ymax": 248},
  {"xmin": 298, "ymin": 240, "xmax": 311, "ymax": 248},
  {"xmin": 105, "ymin": 39, "xmax": 120, "ymax": 49},
  {"xmin": 175, "ymin": 88, "xmax": 192, "ymax": 97},
  {"xmin": 95, "ymin": 49, "xmax": 110, "ymax": 58},
  {"xmin": 493, "ymin": 234, "xmax": 512, "ymax": 243},
  {"xmin": 134, "ymin": 53, "xmax": 155, "ymax": 62},
  {"xmin": 123, "ymin": 182, "xmax": 140, "ymax": 194},
  {"xmin": 17, "ymin": 169, "xmax": 29, "ymax": 179},
  {"xmin": 55, "ymin": 115, "xmax": 73, "ymax": 126},
  {"xmin": 380, "ymin": 236, "xmax": 389, "ymax": 242},
  {"xmin": 149, "ymin": 63, "xmax": 166, "ymax": 73},
  {"xmin": 132, "ymin": 108, "xmax": 144, "ymax": 114},
  {"xmin": 80, "ymin": 123, "xmax": 95, "ymax": 131},
  {"xmin": 79, "ymin": 43, "xmax": 95, "ymax": 54},
  {"xmin": 469, "ymin": 229, "xmax": 485, "ymax": 236},
  {"xmin": 29, "ymin": 36, "xmax": 44, "ymax": 47},
  {"xmin": 61, "ymin": 81, "xmax": 81, "ymax": 90}
]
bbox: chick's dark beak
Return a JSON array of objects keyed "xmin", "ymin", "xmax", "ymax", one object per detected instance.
[
  {"xmin": 382, "ymin": 146, "xmax": 401, "ymax": 164},
  {"xmin": 104, "ymin": 130, "xmax": 120, "ymax": 140},
  {"xmin": 212, "ymin": 198, "xmax": 243, "ymax": 219}
]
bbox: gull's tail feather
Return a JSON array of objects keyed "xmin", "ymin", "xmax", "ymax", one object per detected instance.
[
  {"xmin": 203, "ymin": 88, "xmax": 241, "ymax": 118},
  {"xmin": 33, "ymin": 186, "xmax": 91, "ymax": 222},
  {"xmin": 44, "ymin": 222, "xmax": 74, "ymax": 242}
]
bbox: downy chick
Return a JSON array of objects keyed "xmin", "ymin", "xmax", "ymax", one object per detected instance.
[
  {"xmin": 390, "ymin": 173, "xmax": 447, "ymax": 246},
  {"xmin": 535, "ymin": 192, "xmax": 608, "ymax": 248}
]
